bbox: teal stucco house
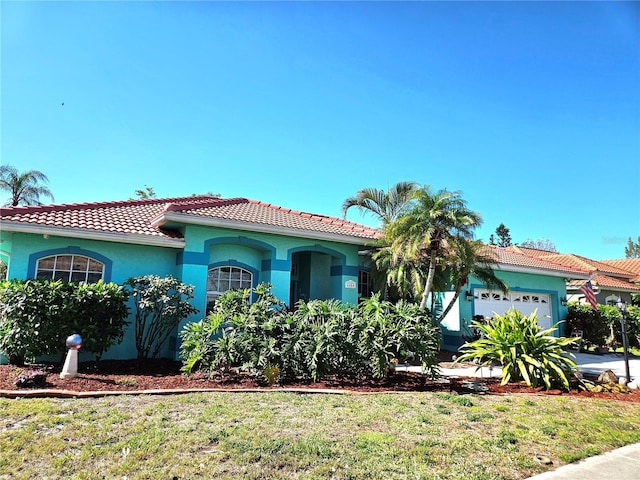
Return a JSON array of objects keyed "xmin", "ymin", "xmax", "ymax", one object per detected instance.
[
  {"xmin": 0, "ymin": 194, "xmax": 589, "ymax": 360},
  {"xmin": 0, "ymin": 195, "xmax": 378, "ymax": 360}
]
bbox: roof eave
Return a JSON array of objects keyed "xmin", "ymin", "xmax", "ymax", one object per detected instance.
[
  {"xmin": 495, "ymin": 263, "xmax": 590, "ymax": 279},
  {"xmin": 0, "ymin": 221, "xmax": 185, "ymax": 249},
  {"xmin": 153, "ymin": 212, "xmax": 374, "ymax": 246}
]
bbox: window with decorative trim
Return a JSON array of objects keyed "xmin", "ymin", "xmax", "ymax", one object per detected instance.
[
  {"xmin": 358, "ymin": 270, "xmax": 371, "ymax": 298},
  {"xmin": 36, "ymin": 254, "xmax": 105, "ymax": 283},
  {"xmin": 206, "ymin": 266, "xmax": 253, "ymax": 311}
]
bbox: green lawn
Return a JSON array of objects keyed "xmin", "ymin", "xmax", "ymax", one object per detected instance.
[{"xmin": 1, "ymin": 392, "xmax": 639, "ymax": 479}]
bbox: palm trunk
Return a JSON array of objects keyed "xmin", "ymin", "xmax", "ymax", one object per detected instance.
[
  {"xmin": 419, "ymin": 248, "xmax": 438, "ymax": 310},
  {"xmin": 435, "ymin": 288, "xmax": 462, "ymax": 326}
]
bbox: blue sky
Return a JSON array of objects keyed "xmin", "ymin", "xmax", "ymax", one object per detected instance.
[{"xmin": 2, "ymin": 1, "xmax": 638, "ymax": 260}]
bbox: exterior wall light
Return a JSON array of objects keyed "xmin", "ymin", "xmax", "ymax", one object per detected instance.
[
  {"xmin": 560, "ymin": 296, "xmax": 568, "ymax": 307},
  {"xmin": 465, "ymin": 291, "xmax": 473, "ymax": 302}
]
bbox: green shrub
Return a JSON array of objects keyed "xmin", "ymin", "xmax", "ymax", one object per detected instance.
[
  {"xmin": 71, "ymin": 281, "xmax": 130, "ymax": 361},
  {"xmin": 565, "ymin": 302, "xmax": 634, "ymax": 349},
  {"xmin": 179, "ymin": 286, "xmax": 441, "ymax": 382},
  {"xmin": 456, "ymin": 307, "xmax": 578, "ymax": 390},
  {"xmin": 125, "ymin": 275, "xmax": 199, "ymax": 359},
  {"xmin": 0, "ymin": 279, "xmax": 129, "ymax": 365},
  {"xmin": 625, "ymin": 305, "xmax": 640, "ymax": 348}
]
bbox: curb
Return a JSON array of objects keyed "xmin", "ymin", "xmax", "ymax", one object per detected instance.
[{"xmin": 0, "ymin": 387, "xmax": 413, "ymax": 398}]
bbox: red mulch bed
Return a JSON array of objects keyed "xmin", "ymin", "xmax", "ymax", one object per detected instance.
[{"xmin": 1, "ymin": 354, "xmax": 639, "ymax": 402}]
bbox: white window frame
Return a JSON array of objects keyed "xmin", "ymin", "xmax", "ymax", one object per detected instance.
[
  {"xmin": 206, "ymin": 266, "xmax": 253, "ymax": 310},
  {"xmin": 36, "ymin": 254, "xmax": 105, "ymax": 283}
]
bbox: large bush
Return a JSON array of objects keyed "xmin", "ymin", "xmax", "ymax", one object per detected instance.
[
  {"xmin": 0, "ymin": 279, "xmax": 129, "ymax": 365},
  {"xmin": 623, "ymin": 305, "xmax": 640, "ymax": 348},
  {"xmin": 125, "ymin": 275, "xmax": 199, "ymax": 359},
  {"xmin": 456, "ymin": 307, "xmax": 578, "ymax": 390},
  {"xmin": 564, "ymin": 302, "xmax": 636, "ymax": 349},
  {"xmin": 180, "ymin": 284, "xmax": 441, "ymax": 382}
]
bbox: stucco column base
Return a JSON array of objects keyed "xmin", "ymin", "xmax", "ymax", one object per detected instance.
[{"xmin": 60, "ymin": 350, "xmax": 79, "ymax": 379}]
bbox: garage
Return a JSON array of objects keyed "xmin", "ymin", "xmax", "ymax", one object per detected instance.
[{"xmin": 473, "ymin": 289, "xmax": 553, "ymax": 330}]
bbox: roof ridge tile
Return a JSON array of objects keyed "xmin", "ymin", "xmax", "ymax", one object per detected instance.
[{"xmin": 0, "ymin": 195, "xmax": 221, "ymax": 217}]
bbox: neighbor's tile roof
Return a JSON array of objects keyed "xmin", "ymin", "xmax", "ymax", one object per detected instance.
[
  {"xmin": 486, "ymin": 246, "xmax": 589, "ymax": 276},
  {"xmin": 506, "ymin": 246, "xmax": 635, "ymax": 278},
  {"xmin": 567, "ymin": 273, "xmax": 640, "ymax": 291},
  {"xmin": 0, "ymin": 196, "xmax": 379, "ymax": 243},
  {"xmin": 600, "ymin": 258, "xmax": 640, "ymax": 280}
]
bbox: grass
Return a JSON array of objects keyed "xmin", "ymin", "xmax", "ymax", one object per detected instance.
[{"xmin": 1, "ymin": 392, "xmax": 639, "ymax": 479}]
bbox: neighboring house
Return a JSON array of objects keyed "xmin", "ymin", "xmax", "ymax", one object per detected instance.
[
  {"xmin": 0, "ymin": 195, "xmax": 378, "ymax": 360},
  {"xmin": 436, "ymin": 246, "xmax": 589, "ymax": 350},
  {"xmin": 506, "ymin": 247, "xmax": 640, "ymax": 306}
]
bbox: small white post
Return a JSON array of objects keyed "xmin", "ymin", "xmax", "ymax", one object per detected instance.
[{"xmin": 60, "ymin": 334, "xmax": 82, "ymax": 379}]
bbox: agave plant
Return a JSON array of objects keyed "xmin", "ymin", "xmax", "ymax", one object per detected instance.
[{"xmin": 456, "ymin": 308, "xmax": 579, "ymax": 390}]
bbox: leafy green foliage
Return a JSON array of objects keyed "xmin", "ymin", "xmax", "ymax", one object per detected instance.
[
  {"xmin": 72, "ymin": 281, "xmax": 130, "ymax": 360},
  {"xmin": 565, "ymin": 302, "xmax": 637, "ymax": 348},
  {"xmin": 489, "ymin": 223, "xmax": 512, "ymax": 247},
  {"xmin": 179, "ymin": 285, "xmax": 441, "ymax": 382},
  {"xmin": 626, "ymin": 305, "xmax": 640, "ymax": 347},
  {"xmin": 125, "ymin": 275, "xmax": 199, "ymax": 359},
  {"xmin": 456, "ymin": 308, "xmax": 578, "ymax": 390},
  {"xmin": 625, "ymin": 236, "xmax": 640, "ymax": 258},
  {"xmin": 0, "ymin": 279, "xmax": 129, "ymax": 364},
  {"xmin": 0, "ymin": 164, "xmax": 54, "ymax": 206}
]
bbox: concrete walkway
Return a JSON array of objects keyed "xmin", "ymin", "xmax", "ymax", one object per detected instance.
[{"xmin": 525, "ymin": 442, "xmax": 640, "ymax": 480}]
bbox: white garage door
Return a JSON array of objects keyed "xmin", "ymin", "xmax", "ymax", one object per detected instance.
[{"xmin": 473, "ymin": 289, "xmax": 552, "ymax": 330}]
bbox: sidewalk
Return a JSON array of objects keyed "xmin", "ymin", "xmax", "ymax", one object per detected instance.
[{"xmin": 525, "ymin": 442, "xmax": 640, "ymax": 480}]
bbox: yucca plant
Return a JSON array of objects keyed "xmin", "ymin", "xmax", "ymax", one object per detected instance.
[{"xmin": 456, "ymin": 308, "xmax": 579, "ymax": 390}]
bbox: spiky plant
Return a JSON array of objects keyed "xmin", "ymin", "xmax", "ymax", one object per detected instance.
[{"xmin": 456, "ymin": 308, "xmax": 579, "ymax": 390}]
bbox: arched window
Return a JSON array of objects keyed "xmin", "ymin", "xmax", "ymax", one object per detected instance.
[
  {"xmin": 36, "ymin": 254, "xmax": 105, "ymax": 283},
  {"xmin": 206, "ymin": 266, "xmax": 253, "ymax": 311}
]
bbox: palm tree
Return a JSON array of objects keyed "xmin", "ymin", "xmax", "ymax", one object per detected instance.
[
  {"xmin": 341, "ymin": 181, "xmax": 418, "ymax": 226},
  {"xmin": 0, "ymin": 165, "xmax": 54, "ymax": 206},
  {"xmin": 387, "ymin": 187, "xmax": 481, "ymax": 310},
  {"xmin": 435, "ymin": 239, "xmax": 508, "ymax": 325}
]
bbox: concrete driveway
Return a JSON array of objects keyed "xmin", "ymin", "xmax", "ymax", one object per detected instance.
[
  {"xmin": 403, "ymin": 351, "xmax": 640, "ymax": 383},
  {"xmin": 571, "ymin": 351, "xmax": 639, "ymax": 382}
]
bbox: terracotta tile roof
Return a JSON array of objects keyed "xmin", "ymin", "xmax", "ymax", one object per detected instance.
[
  {"xmin": 506, "ymin": 245, "xmax": 557, "ymax": 258},
  {"xmin": 600, "ymin": 258, "xmax": 640, "ymax": 277},
  {"xmin": 567, "ymin": 273, "xmax": 640, "ymax": 291},
  {"xmin": 485, "ymin": 246, "xmax": 590, "ymax": 277},
  {"xmin": 157, "ymin": 197, "xmax": 380, "ymax": 240},
  {"xmin": 0, "ymin": 195, "xmax": 379, "ymax": 244},
  {"xmin": 505, "ymin": 247, "xmax": 635, "ymax": 278}
]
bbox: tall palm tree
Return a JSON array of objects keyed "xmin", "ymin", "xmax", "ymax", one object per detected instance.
[
  {"xmin": 435, "ymin": 239, "xmax": 508, "ymax": 325},
  {"xmin": 341, "ymin": 181, "xmax": 418, "ymax": 226},
  {"xmin": 388, "ymin": 187, "xmax": 481, "ymax": 310},
  {"xmin": 0, "ymin": 165, "xmax": 54, "ymax": 206}
]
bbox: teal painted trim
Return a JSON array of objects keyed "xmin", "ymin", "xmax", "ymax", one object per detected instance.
[
  {"xmin": 208, "ymin": 260, "xmax": 260, "ymax": 302},
  {"xmin": 287, "ymin": 245, "xmax": 346, "ymax": 262},
  {"xmin": 27, "ymin": 247, "xmax": 113, "ymax": 282},
  {"xmin": 330, "ymin": 265, "xmax": 360, "ymax": 277},
  {"xmin": 261, "ymin": 258, "xmax": 292, "ymax": 272},
  {"xmin": 177, "ymin": 236, "xmax": 277, "ymax": 266}
]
